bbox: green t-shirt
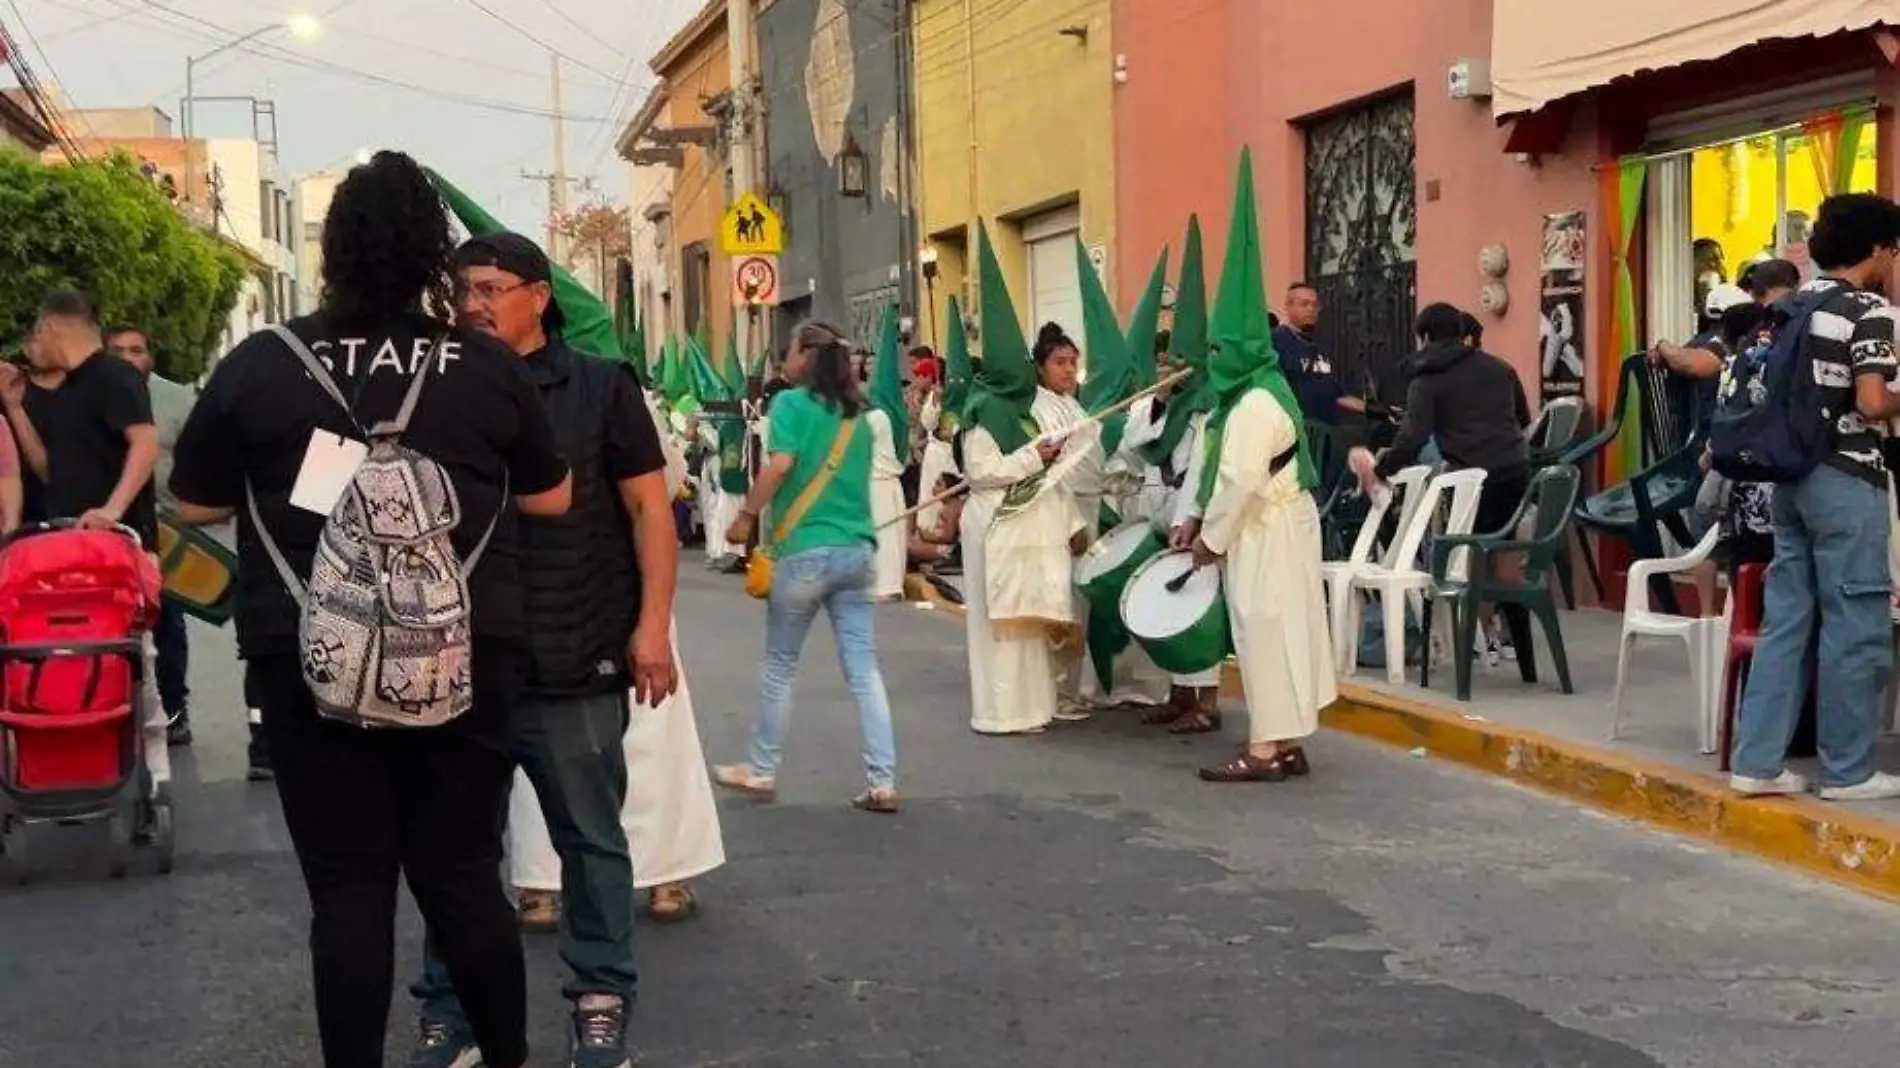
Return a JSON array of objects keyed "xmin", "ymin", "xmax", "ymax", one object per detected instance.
[{"xmin": 765, "ymin": 387, "xmax": 875, "ymax": 558}]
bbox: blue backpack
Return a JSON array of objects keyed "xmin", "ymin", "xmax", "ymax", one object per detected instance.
[{"xmin": 1708, "ymin": 291, "xmax": 1827, "ymax": 484}]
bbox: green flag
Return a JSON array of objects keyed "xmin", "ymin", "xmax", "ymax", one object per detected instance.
[
  {"xmin": 1125, "ymin": 248, "xmax": 1170, "ymax": 390},
  {"xmin": 941, "ymin": 294, "xmax": 975, "ymax": 429},
  {"xmin": 870, "ymin": 302, "xmax": 910, "ymax": 465},
  {"xmin": 1077, "ymin": 236, "xmax": 1136, "ymax": 456},
  {"xmin": 426, "ymin": 168, "xmax": 623, "ymax": 360}
]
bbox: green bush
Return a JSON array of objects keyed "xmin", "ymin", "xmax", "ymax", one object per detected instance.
[{"xmin": 0, "ymin": 148, "xmax": 247, "ymax": 381}]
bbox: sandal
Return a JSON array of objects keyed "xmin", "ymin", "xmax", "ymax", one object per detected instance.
[
  {"xmin": 712, "ymin": 764, "xmax": 777, "ymax": 803},
  {"xmin": 1199, "ymin": 750, "xmax": 1290, "ymax": 783},
  {"xmin": 647, "ymin": 882, "xmax": 698, "ymax": 924},
  {"xmin": 1282, "ymin": 747, "xmax": 1311, "ymax": 777},
  {"xmin": 1142, "ymin": 687, "xmax": 1193, "ymax": 725},
  {"xmin": 852, "ymin": 787, "xmax": 900, "ymax": 814},
  {"xmin": 1168, "ymin": 710, "xmax": 1222, "ymax": 735}
]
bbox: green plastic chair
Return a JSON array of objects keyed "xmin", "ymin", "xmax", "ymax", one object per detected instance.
[{"xmin": 1419, "ymin": 464, "xmax": 1582, "ymax": 701}]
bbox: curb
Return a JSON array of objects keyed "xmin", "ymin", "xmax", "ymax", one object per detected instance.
[{"xmin": 903, "ymin": 586, "xmax": 1900, "ymax": 904}]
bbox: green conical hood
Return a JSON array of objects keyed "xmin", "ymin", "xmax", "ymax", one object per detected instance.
[
  {"xmin": 722, "ymin": 322, "xmax": 746, "ymax": 394},
  {"xmin": 870, "ymin": 302, "xmax": 910, "ymax": 465},
  {"xmin": 658, "ymin": 335, "xmax": 687, "ymax": 403},
  {"xmin": 1170, "ymin": 216, "xmax": 1208, "ymax": 370},
  {"xmin": 964, "ymin": 221, "xmax": 1038, "ymax": 453},
  {"xmin": 1124, "ymin": 247, "xmax": 1170, "ymax": 390},
  {"xmin": 427, "ymin": 168, "xmax": 623, "ymax": 360},
  {"xmin": 614, "ymin": 260, "xmax": 651, "ymax": 389},
  {"xmin": 941, "ymin": 294, "xmax": 974, "ymax": 424},
  {"xmin": 1076, "ymin": 237, "xmax": 1135, "ymax": 454},
  {"xmin": 686, "ymin": 334, "xmax": 732, "ymax": 403},
  {"xmin": 1200, "ymin": 146, "xmax": 1316, "ymax": 495}
]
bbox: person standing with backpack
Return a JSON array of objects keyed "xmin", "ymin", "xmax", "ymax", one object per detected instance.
[
  {"xmin": 167, "ymin": 152, "xmax": 573, "ymax": 1068},
  {"xmin": 1716, "ymin": 193, "xmax": 1900, "ymax": 801}
]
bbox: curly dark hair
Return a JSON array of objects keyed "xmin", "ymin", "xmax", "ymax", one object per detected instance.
[{"xmin": 319, "ymin": 151, "xmax": 454, "ymax": 328}]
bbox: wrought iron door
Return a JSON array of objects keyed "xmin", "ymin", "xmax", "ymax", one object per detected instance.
[{"xmin": 1303, "ymin": 93, "xmax": 1418, "ymax": 405}]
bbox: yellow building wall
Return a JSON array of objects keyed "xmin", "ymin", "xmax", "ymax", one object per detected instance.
[
  {"xmin": 661, "ymin": 31, "xmax": 734, "ymax": 360},
  {"xmin": 912, "ymin": 0, "xmax": 1115, "ymax": 353},
  {"xmin": 1689, "ymin": 129, "xmax": 1880, "ymax": 284}
]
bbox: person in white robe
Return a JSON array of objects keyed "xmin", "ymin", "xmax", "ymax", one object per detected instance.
[
  {"xmin": 866, "ymin": 406, "xmax": 909, "ymax": 600},
  {"xmin": 698, "ymin": 420, "xmax": 743, "ymax": 566},
  {"xmin": 507, "ymin": 389, "xmax": 727, "ymax": 922},
  {"xmin": 1188, "ymin": 149, "xmax": 1337, "ymax": 782}
]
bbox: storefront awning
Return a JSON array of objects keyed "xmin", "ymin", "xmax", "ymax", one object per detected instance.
[{"xmin": 1491, "ymin": 0, "xmax": 1896, "ymax": 117}]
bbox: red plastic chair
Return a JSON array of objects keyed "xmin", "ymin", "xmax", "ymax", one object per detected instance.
[{"xmin": 1716, "ymin": 564, "xmax": 1765, "ymax": 773}]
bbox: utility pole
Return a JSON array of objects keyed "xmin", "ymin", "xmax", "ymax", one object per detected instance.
[
  {"xmin": 726, "ymin": 0, "xmax": 756, "ymax": 369},
  {"xmin": 523, "ymin": 53, "xmax": 574, "ymax": 262}
]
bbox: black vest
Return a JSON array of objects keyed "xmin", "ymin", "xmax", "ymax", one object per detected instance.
[{"xmin": 518, "ymin": 343, "xmax": 643, "ymax": 697}]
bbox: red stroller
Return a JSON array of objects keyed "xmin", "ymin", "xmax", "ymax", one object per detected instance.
[{"xmin": 0, "ymin": 522, "xmax": 174, "ymax": 882}]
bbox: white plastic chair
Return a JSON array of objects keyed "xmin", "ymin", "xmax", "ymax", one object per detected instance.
[
  {"xmin": 1322, "ymin": 465, "xmax": 1431, "ymax": 673},
  {"xmin": 1343, "ymin": 468, "xmax": 1488, "ymax": 685},
  {"xmin": 1610, "ymin": 524, "xmax": 1728, "ymax": 752}
]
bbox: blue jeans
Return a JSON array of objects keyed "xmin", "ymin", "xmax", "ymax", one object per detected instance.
[
  {"xmin": 748, "ymin": 544, "xmax": 897, "ymax": 789},
  {"xmin": 413, "ymin": 690, "xmax": 638, "ymax": 1018},
  {"xmin": 1732, "ymin": 464, "xmax": 1894, "ymax": 787}
]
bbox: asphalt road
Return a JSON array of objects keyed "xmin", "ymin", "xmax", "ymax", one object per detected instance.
[{"xmin": 1, "ymin": 567, "xmax": 1897, "ymax": 1068}]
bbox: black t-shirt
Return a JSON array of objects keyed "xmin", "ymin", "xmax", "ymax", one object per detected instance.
[
  {"xmin": 169, "ymin": 312, "xmax": 569, "ymax": 661},
  {"xmin": 40, "ymin": 352, "xmax": 157, "ymax": 545}
]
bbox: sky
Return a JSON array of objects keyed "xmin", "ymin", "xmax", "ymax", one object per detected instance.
[{"xmin": 7, "ymin": 0, "xmax": 708, "ymax": 236}]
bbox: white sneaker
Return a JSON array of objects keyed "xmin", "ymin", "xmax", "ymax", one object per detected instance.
[
  {"xmin": 1729, "ymin": 770, "xmax": 1808, "ymax": 796},
  {"xmin": 1818, "ymin": 772, "xmax": 1900, "ymax": 802}
]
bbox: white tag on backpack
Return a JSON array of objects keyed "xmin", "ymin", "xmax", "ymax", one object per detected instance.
[{"xmin": 290, "ymin": 430, "xmax": 368, "ymax": 515}]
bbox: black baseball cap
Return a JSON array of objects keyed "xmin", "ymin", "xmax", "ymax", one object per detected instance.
[{"xmin": 452, "ymin": 231, "xmax": 566, "ymax": 335}]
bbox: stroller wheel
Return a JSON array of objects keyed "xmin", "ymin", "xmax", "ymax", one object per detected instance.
[{"xmin": 105, "ymin": 811, "xmax": 133, "ymax": 880}]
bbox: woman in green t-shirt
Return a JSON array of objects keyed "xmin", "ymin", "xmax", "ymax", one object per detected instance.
[{"xmin": 715, "ymin": 321, "xmax": 898, "ymax": 813}]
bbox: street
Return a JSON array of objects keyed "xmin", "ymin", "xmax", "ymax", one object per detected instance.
[{"xmin": 1, "ymin": 568, "xmax": 1897, "ymax": 1068}]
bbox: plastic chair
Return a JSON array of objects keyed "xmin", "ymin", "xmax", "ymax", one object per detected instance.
[
  {"xmin": 1610, "ymin": 524, "xmax": 1726, "ymax": 752},
  {"xmin": 1316, "ymin": 468, "xmax": 1369, "ymax": 561},
  {"xmin": 1527, "ymin": 396, "xmax": 1585, "ymax": 467},
  {"xmin": 1420, "ymin": 465, "xmax": 1582, "ymax": 701},
  {"xmin": 1716, "ymin": 563, "xmax": 1765, "ymax": 772},
  {"xmin": 1322, "ymin": 465, "xmax": 1431, "ymax": 673},
  {"xmin": 1343, "ymin": 467, "xmax": 1486, "ymax": 685}
]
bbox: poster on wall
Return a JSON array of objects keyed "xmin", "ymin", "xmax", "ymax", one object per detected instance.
[{"xmin": 1539, "ymin": 210, "xmax": 1587, "ymax": 401}]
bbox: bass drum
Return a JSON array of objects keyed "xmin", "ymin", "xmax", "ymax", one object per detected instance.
[
  {"xmin": 1074, "ymin": 519, "xmax": 1164, "ymax": 610},
  {"xmin": 1120, "ymin": 550, "xmax": 1232, "ymax": 675}
]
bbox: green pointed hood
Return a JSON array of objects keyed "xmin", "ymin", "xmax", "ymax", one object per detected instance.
[
  {"xmin": 687, "ymin": 335, "xmax": 732, "ymax": 403},
  {"xmin": 1141, "ymin": 217, "xmax": 1216, "ymax": 468},
  {"xmin": 659, "ymin": 335, "xmax": 688, "ymax": 403},
  {"xmin": 614, "ymin": 260, "xmax": 651, "ymax": 389},
  {"xmin": 722, "ymin": 322, "xmax": 746, "ymax": 395},
  {"xmin": 870, "ymin": 302, "xmax": 910, "ymax": 465},
  {"xmin": 1199, "ymin": 147, "xmax": 1316, "ymax": 498},
  {"xmin": 941, "ymin": 294, "xmax": 975, "ymax": 429},
  {"xmin": 964, "ymin": 221, "xmax": 1038, "ymax": 453},
  {"xmin": 1077, "ymin": 237, "xmax": 1136, "ymax": 454},
  {"xmin": 1124, "ymin": 247, "xmax": 1170, "ymax": 390},
  {"xmin": 427, "ymin": 168, "xmax": 623, "ymax": 360}
]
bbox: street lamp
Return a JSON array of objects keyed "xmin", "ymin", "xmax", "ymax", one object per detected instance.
[{"xmin": 182, "ymin": 14, "xmax": 320, "ymax": 211}]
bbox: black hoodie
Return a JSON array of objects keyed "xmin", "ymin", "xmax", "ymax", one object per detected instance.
[{"xmin": 1375, "ymin": 341, "xmax": 1531, "ymax": 479}]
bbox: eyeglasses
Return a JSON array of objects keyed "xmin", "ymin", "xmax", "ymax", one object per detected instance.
[{"xmin": 455, "ymin": 279, "xmax": 535, "ymax": 305}]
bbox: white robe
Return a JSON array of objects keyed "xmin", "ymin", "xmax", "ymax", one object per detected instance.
[
  {"xmin": 1190, "ymin": 390, "xmax": 1336, "ymax": 742},
  {"xmin": 1110, "ymin": 394, "xmax": 1173, "ymax": 524},
  {"xmin": 961, "ymin": 424, "xmax": 1070, "ymax": 734},
  {"xmin": 916, "ymin": 438, "xmax": 960, "ymax": 530},
  {"xmin": 508, "ymin": 398, "xmax": 725, "ymax": 891},
  {"xmin": 699, "ymin": 422, "xmax": 742, "ymax": 561},
  {"xmin": 866, "ymin": 409, "xmax": 908, "ymax": 601}
]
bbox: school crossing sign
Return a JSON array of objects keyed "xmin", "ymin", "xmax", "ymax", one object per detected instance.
[{"xmin": 719, "ymin": 192, "xmax": 783, "ymax": 256}]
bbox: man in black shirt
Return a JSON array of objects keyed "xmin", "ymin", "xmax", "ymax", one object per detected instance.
[
  {"xmin": 168, "ymin": 151, "xmax": 572, "ymax": 1068},
  {"xmin": 407, "ymin": 232, "xmax": 675, "ymax": 1068}
]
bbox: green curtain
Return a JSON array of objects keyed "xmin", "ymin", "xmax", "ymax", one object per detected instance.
[{"xmin": 1612, "ymin": 154, "xmax": 1646, "ymax": 481}]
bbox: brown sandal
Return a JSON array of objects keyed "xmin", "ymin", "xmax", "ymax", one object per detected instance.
[
  {"xmin": 1142, "ymin": 686, "xmax": 1193, "ymax": 725},
  {"xmin": 1199, "ymin": 750, "xmax": 1290, "ymax": 783},
  {"xmin": 647, "ymin": 883, "xmax": 698, "ymax": 924},
  {"xmin": 1282, "ymin": 747, "xmax": 1311, "ymax": 777}
]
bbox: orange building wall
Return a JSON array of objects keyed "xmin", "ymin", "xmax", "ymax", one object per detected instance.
[{"xmin": 659, "ymin": 28, "xmax": 734, "ymax": 360}]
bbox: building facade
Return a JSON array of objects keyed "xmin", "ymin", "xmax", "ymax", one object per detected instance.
[
  {"xmin": 912, "ymin": 0, "xmax": 1115, "ymax": 359},
  {"xmin": 0, "ymin": 90, "xmax": 54, "ymax": 154},
  {"xmin": 296, "ymin": 170, "xmax": 344, "ymax": 313},
  {"xmin": 616, "ymin": 85, "xmax": 677, "ymax": 365},
  {"xmin": 758, "ymin": 0, "xmax": 914, "ymax": 346}
]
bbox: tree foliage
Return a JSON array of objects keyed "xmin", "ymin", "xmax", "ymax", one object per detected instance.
[
  {"xmin": 0, "ymin": 148, "xmax": 248, "ymax": 381},
  {"xmin": 555, "ymin": 200, "xmax": 632, "ymax": 264}
]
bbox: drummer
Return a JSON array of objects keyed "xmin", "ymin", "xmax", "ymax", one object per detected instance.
[
  {"xmin": 1124, "ymin": 217, "xmax": 1225, "ymax": 733},
  {"xmin": 1182, "ymin": 150, "xmax": 1336, "ymax": 783}
]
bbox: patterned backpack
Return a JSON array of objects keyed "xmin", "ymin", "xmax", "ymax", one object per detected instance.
[{"xmin": 248, "ymin": 326, "xmax": 501, "ymax": 728}]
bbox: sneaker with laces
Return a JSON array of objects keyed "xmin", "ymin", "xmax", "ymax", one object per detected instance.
[
  {"xmin": 1818, "ymin": 772, "xmax": 1900, "ymax": 802},
  {"xmin": 569, "ymin": 997, "xmax": 632, "ymax": 1068},
  {"xmin": 407, "ymin": 1017, "xmax": 482, "ymax": 1068},
  {"xmin": 1730, "ymin": 769, "xmax": 1809, "ymax": 797}
]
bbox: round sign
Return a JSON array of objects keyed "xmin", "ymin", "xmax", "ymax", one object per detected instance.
[{"xmin": 735, "ymin": 255, "xmax": 779, "ymax": 305}]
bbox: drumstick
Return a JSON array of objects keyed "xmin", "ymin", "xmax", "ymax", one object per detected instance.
[
  {"xmin": 1165, "ymin": 565, "xmax": 1199, "ymax": 594},
  {"xmin": 872, "ymin": 368, "xmax": 1195, "ymax": 532}
]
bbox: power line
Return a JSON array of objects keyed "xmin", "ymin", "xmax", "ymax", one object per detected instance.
[
  {"xmin": 5, "ymin": 0, "xmax": 94, "ymax": 144},
  {"xmin": 451, "ymin": 0, "xmax": 624, "ymax": 83}
]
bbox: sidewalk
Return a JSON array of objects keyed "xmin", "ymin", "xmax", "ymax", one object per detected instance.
[{"xmin": 906, "ymin": 575, "xmax": 1900, "ymax": 904}]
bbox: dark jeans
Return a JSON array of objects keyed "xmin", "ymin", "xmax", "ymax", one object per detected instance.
[
  {"xmin": 253, "ymin": 646, "xmax": 528, "ymax": 1068},
  {"xmin": 154, "ymin": 600, "xmax": 189, "ymax": 720},
  {"xmin": 413, "ymin": 689, "xmax": 638, "ymax": 1016}
]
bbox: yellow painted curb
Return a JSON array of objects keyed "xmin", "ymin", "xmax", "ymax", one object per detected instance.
[{"xmin": 905, "ymin": 581, "xmax": 1900, "ymax": 903}]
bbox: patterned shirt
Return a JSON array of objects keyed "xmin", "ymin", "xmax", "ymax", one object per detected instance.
[{"xmin": 1805, "ymin": 277, "xmax": 1898, "ymax": 487}]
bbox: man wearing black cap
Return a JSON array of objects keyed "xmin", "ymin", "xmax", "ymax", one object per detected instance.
[{"xmin": 406, "ymin": 232, "xmax": 674, "ymax": 1068}]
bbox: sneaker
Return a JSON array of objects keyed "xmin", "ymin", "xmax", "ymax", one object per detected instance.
[
  {"xmin": 247, "ymin": 720, "xmax": 274, "ymax": 783},
  {"xmin": 712, "ymin": 764, "xmax": 776, "ymax": 802},
  {"xmin": 1730, "ymin": 770, "xmax": 1809, "ymax": 797},
  {"xmin": 1818, "ymin": 772, "xmax": 1900, "ymax": 802},
  {"xmin": 569, "ymin": 997, "xmax": 632, "ymax": 1068},
  {"xmin": 166, "ymin": 718, "xmax": 193, "ymax": 747},
  {"xmin": 406, "ymin": 1017, "xmax": 482, "ymax": 1068}
]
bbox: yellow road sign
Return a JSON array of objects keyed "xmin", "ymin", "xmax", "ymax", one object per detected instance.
[{"xmin": 720, "ymin": 193, "xmax": 784, "ymax": 255}]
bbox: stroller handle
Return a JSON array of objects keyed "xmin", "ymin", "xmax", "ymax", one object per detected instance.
[{"xmin": 1, "ymin": 519, "xmax": 143, "ymax": 551}]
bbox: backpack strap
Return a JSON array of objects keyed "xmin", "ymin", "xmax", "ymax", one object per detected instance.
[
  {"xmin": 244, "ymin": 480, "xmax": 307, "ymax": 608},
  {"xmin": 462, "ymin": 474, "xmax": 508, "ymax": 574},
  {"xmin": 267, "ymin": 324, "xmax": 361, "ymax": 437},
  {"xmin": 370, "ymin": 335, "xmax": 445, "ymax": 439}
]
